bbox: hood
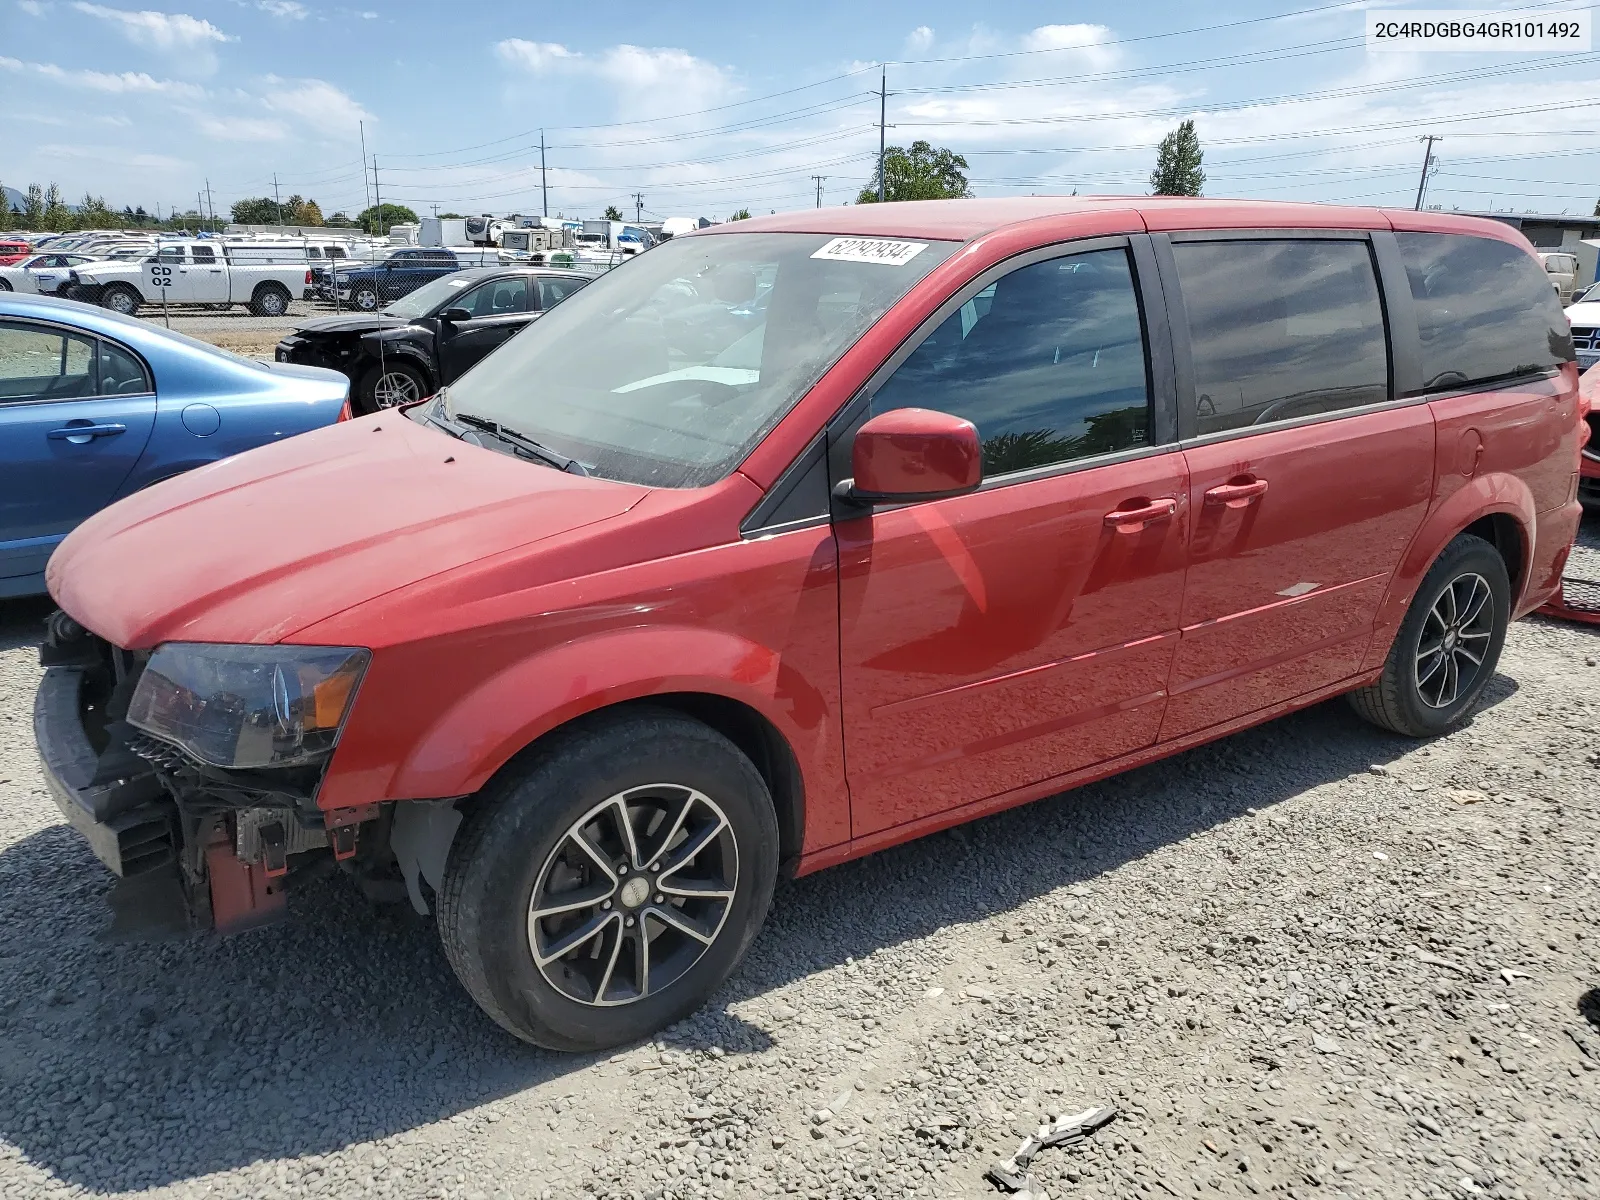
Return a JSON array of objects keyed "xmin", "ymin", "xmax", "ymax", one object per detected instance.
[
  {"xmin": 291, "ymin": 313, "xmax": 415, "ymax": 337},
  {"xmin": 48, "ymin": 415, "xmax": 647, "ymax": 648},
  {"xmin": 1567, "ymin": 301, "xmax": 1600, "ymax": 326}
]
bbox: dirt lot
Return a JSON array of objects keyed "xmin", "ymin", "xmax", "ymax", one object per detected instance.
[
  {"xmin": 1, "ymin": 536, "xmax": 1597, "ymax": 1200},
  {"xmin": 146, "ymin": 305, "xmax": 313, "ymax": 360}
]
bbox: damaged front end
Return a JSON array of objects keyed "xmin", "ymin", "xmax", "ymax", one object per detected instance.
[{"xmin": 34, "ymin": 612, "xmax": 404, "ymax": 936}]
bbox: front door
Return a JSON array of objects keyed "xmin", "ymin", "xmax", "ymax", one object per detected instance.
[
  {"xmin": 837, "ymin": 243, "xmax": 1189, "ymax": 837},
  {"xmin": 437, "ymin": 276, "xmax": 538, "ymax": 384},
  {"xmin": 144, "ymin": 245, "xmax": 191, "ymax": 302},
  {"xmin": 185, "ymin": 243, "xmax": 229, "ymax": 302},
  {"xmin": 1159, "ymin": 235, "xmax": 1434, "ymax": 739},
  {"xmin": 0, "ymin": 322, "xmax": 157, "ymax": 587}
]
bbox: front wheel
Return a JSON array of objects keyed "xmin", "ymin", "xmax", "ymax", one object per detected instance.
[
  {"xmin": 356, "ymin": 360, "xmax": 429, "ymax": 413},
  {"xmin": 352, "ymin": 284, "xmax": 380, "ymax": 312},
  {"xmin": 101, "ymin": 284, "xmax": 141, "ymax": 316},
  {"xmin": 436, "ymin": 709, "xmax": 780, "ymax": 1051},
  {"xmin": 1348, "ymin": 532, "xmax": 1510, "ymax": 737}
]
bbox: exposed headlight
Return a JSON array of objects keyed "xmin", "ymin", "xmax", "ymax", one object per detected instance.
[{"xmin": 128, "ymin": 643, "xmax": 369, "ymax": 770}]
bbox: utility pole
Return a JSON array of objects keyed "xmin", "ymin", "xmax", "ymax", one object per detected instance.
[
  {"xmin": 540, "ymin": 129, "xmax": 548, "ymax": 218},
  {"xmin": 372, "ymin": 157, "xmax": 383, "ymax": 237},
  {"xmin": 633, "ymin": 192, "xmax": 645, "ymax": 223},
  {"xmin": 205, "ymin": 179, "xmax": 215, "ymax": 231},
  {"xmin": 273, "ymin": 173, "xmax": 282, "ymax": 228},
  {"xmin": 878, "ymin": 66, "xmax": 887, "ymax": 202},
  {"xmin": 359, "ymin": 119, "xmax": 372, "ymax": 216},
  {"xmin": 811, "ymin": 175, "xmax": 828, "ymax": 207},
  {"xmin": 1414, "ymin": 135, "xmax": 1442, "ymax": 211},
  {"xmin": 196, "ymin": 191, "xmax": 205, "ymax": 234}
]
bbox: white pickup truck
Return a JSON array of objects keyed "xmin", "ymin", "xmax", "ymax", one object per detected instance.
[{"xmin": 67, "ymin": 241, "xmax": 309, "ymax": 317}]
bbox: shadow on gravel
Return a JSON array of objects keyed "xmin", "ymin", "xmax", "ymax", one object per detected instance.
[{"xmin": 0, "ymin": 589, "xmax": 1521, "ymax": 1190}]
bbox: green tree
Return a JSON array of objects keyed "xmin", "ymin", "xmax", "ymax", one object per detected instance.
[
  {"xmin": 355, "ymin": 203, "xmax": 418, "ymax": 234},
  {"xmin": 603, "ymin": 205, "xmax": 623, "ymax": 221},
  {"xmin": 230, "ymin": 196, "xmax": 281, "ymax": 224},
  {"xmin": 1150, "ymin": 119, "xmax": 1205, "ymax": 197},
  {"xmin": 326, "ymin": 211, "xmax": 353, "ymax": 227},
  {"xmin": 76, "ymin": 193, "xmax": 124, "ymax": 229},
  {"xmin": 0, "ymin": 184, "xmax": 9, "ymax": 232},
  {"xmin": 21, "ymin": 183, "xmax": 44, "ymax": 229},
  {"xmin": 439, "ymin": 211, "xmax": 465, "ymax": 219},
  {"xmin": 857, "ymin": 140, "xmax": 972, "ymax": 204},
  {"xmin": 42, "ymin": 183, "xmax": 70, "ymax": 231},
  {"xmin": 728, "ymin": 208, "xmax": 752, "ymax": 221},
  {"xmin": 1594, "ymin": 197, "xmax": 1599, "ymax": 217}
]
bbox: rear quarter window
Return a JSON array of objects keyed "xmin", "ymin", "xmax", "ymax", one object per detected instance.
[{"xmin": 1398, "ymin": 232, "xmax": 1574, "ymax": 390}]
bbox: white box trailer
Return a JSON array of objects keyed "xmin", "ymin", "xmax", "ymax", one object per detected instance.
[{"xmin": 419, "ymin": 218, "xmax": 471, "ymax": 248}]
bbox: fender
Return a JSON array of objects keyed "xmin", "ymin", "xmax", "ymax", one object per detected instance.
[
  {"xmin": 358, "ymin": 335, "xmax": 436, "ymax": 390},
  {"xmin": 1361, "ymin": 470, "xmax": 1534, "ymax": 673},
  {"xmin": 359, "ymin": 625, "xmax": 835, "ymax": 836}
]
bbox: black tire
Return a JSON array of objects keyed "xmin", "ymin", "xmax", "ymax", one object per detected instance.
[
  {"xmin": 101, "ymin": 284, "xmax": 141, "ymax": 316},
  {"xmin": 355, "ymin": 360, "xmax": 430, "ymax": 413},
  {"xmin": 1348, "ymin": 533, "xmax": 1509, "ymax": 737},
  {"xmin": 352, "ymin": 284, "xmax": 380, "ymax": 312},
  {"xmin": 437, "ymin": 708, "xmax": 780, "ymax": 1051},
  {"xmin": 249, "ymin": 283, "xmax": 290, "ymax": 317},
  {"xmin": 0, "ymin": 280, "xmax": 11, "ymax": 292}
]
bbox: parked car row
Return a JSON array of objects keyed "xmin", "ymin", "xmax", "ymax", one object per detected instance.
[{"xmin": 26, "ymin": 197, "xmax": 1584, "ymax": 1055}]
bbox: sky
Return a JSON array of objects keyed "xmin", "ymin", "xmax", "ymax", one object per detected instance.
[{"xmin": 1, "ymin": 0, "xmax": 1598, "ymax": 224}]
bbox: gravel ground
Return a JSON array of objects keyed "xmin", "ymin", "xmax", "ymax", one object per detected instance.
[
  {"xmin": 1, "ymin": 531, "xmax": 1598, "ymax": 1200},
  {"xmin": 136, "ymin": 304, "xmax": 330, "ymax": 360}
]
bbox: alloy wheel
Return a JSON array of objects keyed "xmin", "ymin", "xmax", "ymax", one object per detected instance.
[
  {"xmin": 527, "ymin": 784, "xmax": 738, "ymax": 1008},
  {"xmin": 372, "ymin": 371, "xmax": 422, "ymax": 407},
  {"xmin": 1415, "ymin": 571, "xmax": 1493, "ymax": 708},
  {"xmin": 106, "ymin": 290, "xmax": 136, "ymax": 315}
]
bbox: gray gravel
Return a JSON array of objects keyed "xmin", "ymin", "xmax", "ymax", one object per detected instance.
[
  {"xmin": 138, "ymin": 305, "xmax": 316, "ymax": 335},
  {"xmin": 2, "ymin": 526, "xmax": 1599, "ymax": 1200}
]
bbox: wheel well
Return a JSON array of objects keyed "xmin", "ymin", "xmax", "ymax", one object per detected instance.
[
  {"xmin": 1463, "ymin": 513, "xmax": 1524, "ymax": 598},
  {"xmin": 254, "ymin": 280, "xmax": 289, "ymax": 296},
  {"xmin": 494, "ymin": 694, "xmax": 808, "ymax": 877}
]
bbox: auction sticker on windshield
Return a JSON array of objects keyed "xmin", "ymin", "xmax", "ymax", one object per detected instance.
[{"xmin": 811, "ymin": 238, "xmax": 929, "ymax": 266}]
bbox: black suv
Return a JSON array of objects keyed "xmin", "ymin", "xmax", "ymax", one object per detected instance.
[{"xmin": 275, "ymin": 267, "xmax": 590, "ymax": 412}]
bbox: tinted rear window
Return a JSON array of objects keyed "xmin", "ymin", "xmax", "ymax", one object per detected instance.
[
  {"xmin": 1173, "ymin": 239, "xmax": 1389, "ymax": 435},
  {"xmin": 1398, "ymin": 232, "xmax": 1573, "ymax": 390}
]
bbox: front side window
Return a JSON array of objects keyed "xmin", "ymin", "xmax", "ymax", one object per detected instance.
[
  {"xmin": 154, "ymin": 246, "xmax": 185, "ymax": 263},
  {"xmin": 0, "ymin": 322, "xmax": 98, "ymax": 401},
  {"xmin": 871, "ymin": 248, "xmax": 1151, "ymax": 475},
  {"xmin": 453, "ymin": 277, "xmax": 529, "ymax": 317},
  {"xmin": 1399, "ymin": 232, "xmax": 1573, "ymax": 390},
  {"xmin": 1174, "ymin": 239, "xmax": 1389, "ymax": 435},
  {"xmin": 437, "ymin": 232, "xmax": 958, "ymax": 487}
]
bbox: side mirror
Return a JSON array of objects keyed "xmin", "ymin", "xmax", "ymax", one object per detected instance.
[
  {"xmin": 843, "ymin": 407, "xmax": 982, "ymax": 503},
  {"xmin": 439, "ymin": 307, "xmax": 472, "ymax": 324}
]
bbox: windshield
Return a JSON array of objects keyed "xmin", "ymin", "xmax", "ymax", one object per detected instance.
[
  {"xmin": 437, "ymin": 231, "xmax": 957, "ymax": 487},
  {"xmin": 382, "ymin": 273, "xmax": 475, "ymax": 318}
]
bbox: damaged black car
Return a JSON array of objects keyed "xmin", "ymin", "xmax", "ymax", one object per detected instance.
[{"xmin": 274, "ymin": 267, "xmax": 591, "ymax": 414}]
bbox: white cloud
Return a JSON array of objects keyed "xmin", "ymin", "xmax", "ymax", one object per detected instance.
[
  {"xmin": 2, "ymin": 56, "xmax": 208, "ymax": 97},
  {"xmin": 496, "ymin": 40, "xmax": 578, "ymax": 71},
  {"xmin": 192, "ymin": 113, "xmax": 290, "ymax": 141},
  {"xmin": 17, "ymin": 0, "xmax": 46, "ymax": 16},
  {"xmin": 36, "ymin": 142, "xmax": 188, "ymax": 170},
  {"xmin": 261, "ymin": 76, "xmax": 373, "ymax": 135},
  {"xmin": 72, "ymin": 3, "xmax": 232, "ymax": 47},
  {"xmin": 1022, "ymin": 23, "xmax": 1109, "ymax": 52},
  {"xmin": 258, "ymin": 0, "xmax": 307, "ymax": 17},
  {"xmin": 906, "ymin": 25, "xmax": 934, "ymax": 52},
  {"xmin": 496, "ymin": 39, "xmax": 736, "ymax": 116}
]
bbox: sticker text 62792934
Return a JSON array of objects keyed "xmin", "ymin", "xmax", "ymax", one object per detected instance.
[{"xmin": 810, "ymin": 238, "xmax": 929, "ymax": 266}]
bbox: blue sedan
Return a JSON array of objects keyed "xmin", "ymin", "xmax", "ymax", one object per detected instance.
[{"xmin": 0, "ymin": 293, "xmax": 349, "ymax": 597}]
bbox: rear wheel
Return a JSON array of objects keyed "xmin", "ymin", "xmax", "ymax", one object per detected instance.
[
  {"xmin": 249, "ymin": 283, "xmax": 290, "ymax": 317},
  {"xmin": 436, "ymin": 709, "xmax": 779, "ymax": 1051},
  {"xmin": 356, "ymin": 360, "xmax": 429, "ymax": 412},
  {"xmin": 101, "ymin": 284, "xmax": 140, "ymax": 316},
  {"xmin": 1348, "ymin": 533, "xmax": 1509, "ymax": 737},
  {"xmin": 0, "ymin": 280, "xmax": 11, "ymax": 291},
  {"xmin": 352, "ymin": 284, "xmax": 380, "ymax": 312}
]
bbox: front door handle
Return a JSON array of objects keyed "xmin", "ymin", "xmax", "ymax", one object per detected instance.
[
  {"xmin": 1203, "ymin": 478, "xmax": 1269, "ymax": 508},
  {"xmin": 1104, "ymin": 497, "xmax": 1177, "ymax": 531},
  {"xmin": 49, "ymin": 422, "xmax": 127, "ymax": 443}
]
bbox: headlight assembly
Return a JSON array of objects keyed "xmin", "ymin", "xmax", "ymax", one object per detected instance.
[{"xmin": 127, "ymin": 643, "xmax": 370, "ymax": 770}]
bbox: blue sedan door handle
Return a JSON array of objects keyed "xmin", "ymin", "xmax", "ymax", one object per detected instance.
[{"xmin": 48, "ymin": 421, "xmax": 127, "ymax": 444}]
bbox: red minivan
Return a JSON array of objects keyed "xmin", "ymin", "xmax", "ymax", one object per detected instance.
[{"xmin": 35, "ymin": 198, "xmax": 1582, "ymax": 1050}]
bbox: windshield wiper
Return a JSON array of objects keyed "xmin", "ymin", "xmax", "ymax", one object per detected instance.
[{"xmin": 454, "ymin": 412, "xmax": 589, "ymax": 475}]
